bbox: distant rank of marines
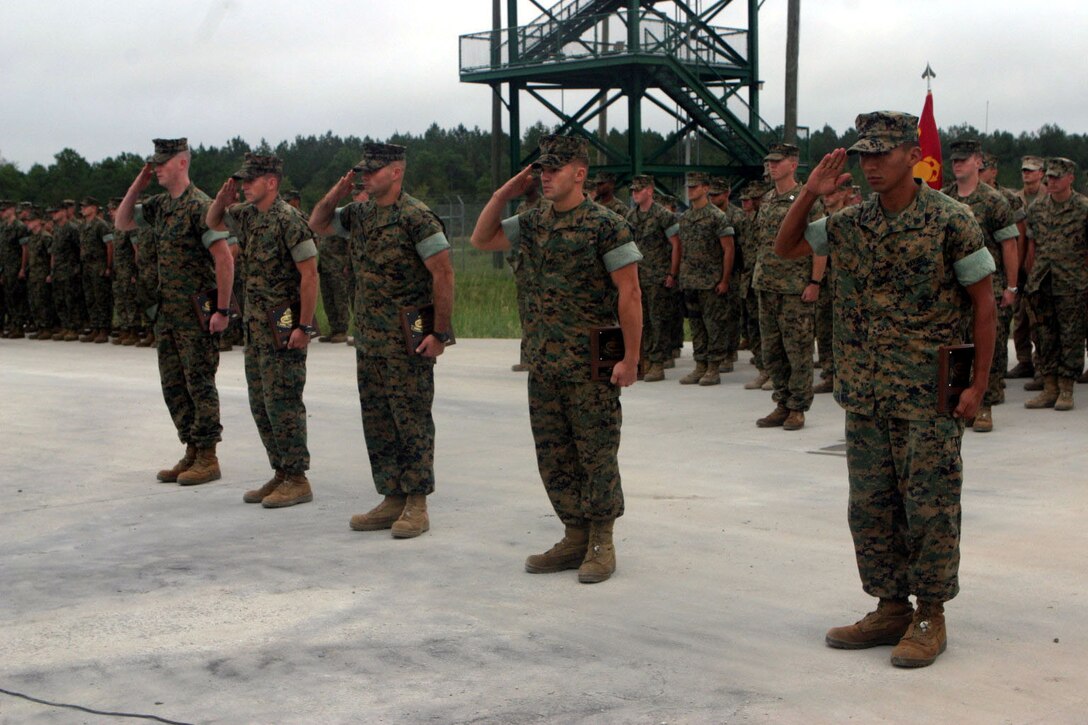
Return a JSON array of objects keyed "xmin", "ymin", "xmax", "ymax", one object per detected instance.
[{"xmin": 3, "ymin": 110, "xmax": 1087, "ymax": 670}]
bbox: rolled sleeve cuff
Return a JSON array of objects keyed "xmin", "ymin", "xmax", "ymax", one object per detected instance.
[
  {"xmin": 103, "ymin": 233, "xmax": 115, "ymax": 243},
  {"xmin": 500, "ymin": 215, "xmax": 520, "ymax": 247},
  {"xmin": 804, "ymin": 217, "xmax": 829, "ymax": 256},
  {"xmin": 665, "ymin": 222, "xmax": 680, "ymax": 238},
  {"xmin": 415, "ymin": 231, "xmax": 451, "ymax": 260},
  {"xmin": 134, "ymin": 203, "xmax": 149, "ymax": 229},
  {"xmin": 201, "ymin": 229, "xmax": 230, "ymax": 248},
  {"xmin": 603, "ymin": 241, "xmax": 643, "ymax": 273},
  {"xmin": 331, "ymin": 207, "xmax": 350, "ymax": 238},
  {"xmin": 954, "ymin": 247, "xmax": 997, "ymax": 286},
  {"xmin": 994, "ymin": 224, "xmax": 1019, "ymax": 243},
  {"xmin": 291, "ymin": 238, "xmax": 319, "ymax": 263}
]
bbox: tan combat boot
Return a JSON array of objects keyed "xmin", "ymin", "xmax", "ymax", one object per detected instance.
[
  {"xmin": 64, "ymin": 329, "xmax": 80, "ymax": 341},
  {"xmin": 825, "ymin": 598, "xmax": 914, "ymax": 649},
  {"xmin": 1024, "ymin": 375, "xmax": 1058, "ymax": 409},
  {"xmin": 972, "ymin": 405, "xmax": 993, "ymax": 432},
  {"xmin": 122, "ymin": 330, "xmax": 138, "ymax": 346},
  {"xmin": 744, "ymin": 371, "xmax": 770, "ymax": 390},
  {"xmin": 261, "ymin": 472, "xmax": 313, "ymax": 508},
  {"xmin": 243, "ymin": 470, "xmax": 284, "ymax": 503},
  {"xmin": 136, "ymin": 331, "xmax": 156, "ymax": 347},
  {"xmin": 890, "ymin": 601, "xmax": 947, "ymax": 668},
  {"xmin": 578, "ymin": 519, "xmax": 616, "ymax": 584},
  {"xmin": 79, "ymin": 329, "xmax": 95, "ymax": 342},
  {"xmin": 157, "ymin": 444, "xmax": 197, "ymax": 483},
  {"xmin": 177, "ymin": 443, "xmax": 221, "ymax": 485},
  {"xmin": 720, "ymin": 360, "xmax": 735, "ymax": 373},
  {"xmin": 525, "ymin": 524, "xmax": 588, "ymax": 573},
  {"xmin": 329, "ymin": 332, "xmax": 348, "ymax": 344},
  {"xmin": 679, "ymin": 361, "xmax": 708, "ymax": 385},
  {"xmin": 391, "ymin": 494, "xmax": 430, "ymax": 538},
  {"xmin": 51, "ymin": 330, "xmax": 67, "ymax": 341},
  {"xmin": 1023, "ymin": 374, "xmax": 1044, "ymax": 391},
  {"xmin": 698, "ymin": 361, "xmax": 721, "ymax": 386},
  {"xmin": 350, "ymin": 495, "xmax": 406, "ymax": 531},
  {"xmin": 756, "ymin": 404, "xmax": 790, "ymax": 428},
  {"xmin": 642, "ymin": 363, "xmax": 665, "ymax": 382},
  {"xmin": 1054, "ymin": 378, "xmax": 1075, "ymax": 411},
  {"xmin": 93, "ymin": 328, "xmax": 109, "ymax": 343},
  {"xmin": 783, "ymin": 409, "xmax": 805, "ymax": 430},
  {"xmin": 110, "ymin": 331, "xmax": 124, "ymax": 345},
  {"xmin": 813, "ymin": 376, "xmax": 834, "ymax": 394}
]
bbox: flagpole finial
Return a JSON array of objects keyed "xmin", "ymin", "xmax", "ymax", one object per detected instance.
[{"xmin": 922, "ymin": 63, "xmax": 936, "ymax": 91}]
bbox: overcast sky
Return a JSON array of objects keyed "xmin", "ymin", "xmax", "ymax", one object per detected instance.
[{"xmin": 1, "ymin": 0, "xmax": 1085, "ymax": 169}]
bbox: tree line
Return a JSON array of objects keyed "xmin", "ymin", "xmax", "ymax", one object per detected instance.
[{"xmin": 2, "ymin": 122, "xmax": 1086, "ymax": 209}]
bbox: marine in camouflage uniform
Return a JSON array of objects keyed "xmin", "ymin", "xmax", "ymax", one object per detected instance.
[
  {"xmin": 78, "ymin": 197, "xmax": 113, "ymax": 342},
  {"xmin": 751, "ymin": 143, "xmax": 827, "ymax": 429},
  {"xmin": 709, "ymin": 177, "xmax": 747, "ymax": 366},
  {"xmin": 47, "ymin": 204, "xmax": 84, "ymax": 339},
  {"xmin": 738, "ymin": 181, "xmax": 768, "ymax": 387},
  {"xmin": 472, "ymin": 134, "xmax": 643, "ymax": 584},
  {"xmin": 23, "ymin": 212, "xmax": 58, "ymax": 336},
  {"xmin": 1010, "ymin": 155, "xmax": 1048, "ymax": 379},
  {"xmin": 131, "ymin": 223, "xmax": 158, "ymax": 345},
  {"xmin": 942, "ymin": 140, "xmax": 1019, "ymax": 431},
  {"xmin": 0, "ymin": 201, "xmax": 30, "ymax": 336},
  {"xmin": 678, "ymin": 171, "xmax": 735, "ymax": 386},
  {"xmin": 776, "ymin": 111, "xmax": 996, "ymax": 669},
  {"xmin": 625, "ymin": 174, "xmax": 679, "ymax": 381},
  {"xmin": 106, "ymin": 199, "xmax": 141, "ymax": 344},
  {"xmin": 510, "ymin": 181, "xmax": 550, "ymax": 371},
  {"xmin": 212, "ymin": 154, "xmax": 319, "ymax": 507},
  {"xmin": 812, "ymin": 177, "xmax": 853, "ymax": 394},
  {"xmin": 310, "ymin": 142, "xmax": 454, "ymax": 538},
  {"xmin": 116, "ymin": 137, "xmax": 234, "ymax": 485},
  {"xmin": 1023, "ymin": 157, "xmax": 1088, "ymax": 410},
  {"xmin": 593, "ymin": 172, "xmax": 629, "ymax": 217}
]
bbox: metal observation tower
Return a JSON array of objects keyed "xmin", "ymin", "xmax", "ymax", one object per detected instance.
[{"xmin": 459, "ymin": 0, "xmax": 772, "ymax": 188}]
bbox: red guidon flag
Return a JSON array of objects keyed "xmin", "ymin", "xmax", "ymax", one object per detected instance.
[{"xmin": 913, "ymin": 91, "xmax": 942, "ymax": 188}]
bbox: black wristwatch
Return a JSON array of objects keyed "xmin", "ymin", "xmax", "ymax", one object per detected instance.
[
  {"xmin": 432, "ymin": 331, "xmax": 451, "ymax": 344},
  {"xmin": 216, "ymin": 307, "xmax": 231, "ymax": 316},
  {"xmin": 299, "ymin": 323, "xmax": 317, "ymax": 336}
]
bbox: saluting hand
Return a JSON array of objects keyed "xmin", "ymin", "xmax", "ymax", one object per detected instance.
[
  {"xmin": 806, "ymin": 148, "xmax": 852, "ymax": 197},
  {"xmin": 133, "ymin": 163, "xmax": 155, "ymax": 192},
  {"xmin": 214, "ymin": 178, "xmax": 237, "ymax": 207},
  {"xmin": 497, "ymin": 166, "xmax": 537, "ymax": 203}
]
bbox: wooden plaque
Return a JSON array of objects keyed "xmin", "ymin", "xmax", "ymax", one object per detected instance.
[
  {"xmin": 191, "ymin": 288, "xmax": 240, "ymax": 332},
  {"xmin": 937, "ymin": 344, "xmax": 974, "ymax": 413},
  {"xmin": 400, "ymin": 303, "xmax": 455, "ymax": 355},
  {"xmin": 266, "ymin": 300, "xmax": 314, "ymax": 351},
  {"xmin": 590, "ymin": 326, "xmax": 646, "ymax": 382}
]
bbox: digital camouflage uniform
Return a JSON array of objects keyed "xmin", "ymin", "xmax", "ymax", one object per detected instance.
[
  {"xmin": 318, "ymin": 233, "xmax": 353, "ymax": 336},
  {"xmin": 942, "ymin": 181, "xmax": 1017, "ymax": 405},
  {"xmin": 49, "ymin": 219, "xmax": 84, "ymax": 331},
  {"xmin": 226, "ymin": 197, "xmax": 318, "ymax": 474},
  {"xmin": 752, "ymin": 183, "xmax": 825, "ymax": 411},
  {"xmin": 1, "ymin": 217, "xmax": 29, "ymax": 330},
  {"xmin": 501, "ymin": 197, "xmax": 642, "ymax": 524},
  {"xmin": 718, "ymin": 201, "xmax": 747, "ymax": 359},
  {"xmin": 1013, "ymin": 179, "xmax": 1047, "ymax": 366},
  {"xmin": 806, "ymin": 180, "xmax": 994, "ymax": 602},
  {"xmin": 626, "ymin": 199, "xmax": 679, "ymax": 365},
  {"xmin": 737, "ymin": 198, "xmax": 763, "ymax": 367},
  {"xmin": 25, "ymin": 229, "xmax": 57, "ymax": 330},
  {"xmin": 79, "ymin": 214, "xmax": 113, "ymax": 330},
  {"xmin": 137, "ymin": 185, "xmax": 228, "ymax": 448},
  {"xmin": 679, "ymin": 202, "xmax": 734, "ymax": 364},
  {"xmin": 511, "ymin": 195, "xmax": 551, "ymax": 365},
  {"xmin": 598, "ymin": 196, "xmax": 629, "ymax": 217},
  {"xmin": 132, "ymin": 225, "xmax": 158, "ymax": 327},
  {"xmin": 1025, "ymin": 185, "xmax": 1088, "ymax": 380},
  {"xmin": 108, "ymin": 227, "xmax": 141, "ymax": 332},
  {"xmin": 334, "ymin": 192, "xmax": 450, "ymax": 497}
]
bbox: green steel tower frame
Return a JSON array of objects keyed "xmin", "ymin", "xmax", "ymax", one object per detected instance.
[{"xmin": 459, "ymin": 0, "xmax": 772, "ymax": 187}]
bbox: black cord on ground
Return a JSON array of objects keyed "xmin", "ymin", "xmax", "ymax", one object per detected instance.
[{"xmin": 0, "ymin": 685, "xmax": 194, "ymax": 725}]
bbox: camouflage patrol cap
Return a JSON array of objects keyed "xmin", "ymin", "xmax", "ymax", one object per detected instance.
[
  {"xmin": 685, "ymin": 171, "xmax": 710, "ymax": 187},
  {"xmin": 629, "ymin": 174, "xmax": 654, "ymax": 190},
  {"xmin": 949, "ymin": 139, "xmax": 982, "ymax": 161},
  {"xmin": 708, "ymin": 177, "xmax": 731, "ymax": 195},
  {"xmin": 0, "ymin": 200, "xmax": 14, "ymax": 209},
  {"xmin": 80, "ymin": 196, "xmax": 99, "ymax": 207},
  {"xmin": 1045, "ymin": 157, "xmax": 1077, "ymax": 177},
  {"xmin": 738, "ymin": 181, "xmax": 765, "ymax": 200},
  {"xmin": 62, "ymin": 199, "xmax": 77, "ymax": 208},
  {"xmin": 1021, "ymin": 155, "xmax": 1045, "ymax": 172},
  {"xmin": 353, "ymin": 142, "xmax": 406, "ymax": 172},
  {"xmin": 231, "ymin": 152, "xmax": 284, "ymax": 180},
  {"xmin": 981, "ymin": 152, "xmax": 998, "ymax": 169},
  {"xmin": 763, "ymin": 142, "xmax": 799, "ymax": 161},
  {"xmin": 282, "ymin": 189, "xmax": 301, "ymax": 201},
  {"xmin": 148, "ymin": 138, "xmax": 188, "ymax": 164},
  {"xmin": 532, "ymin": 134, "xmax": 589, "ymax": 170},
  {"xmin": 593, "ymin": 171, "xmax": 618, "ymax": 186},
  {"xmin": 848, "ymin": 111, "xmax": 919, "ymax": 154},
  {"xmin": 45, "ymin": 205, "xmax": 60, "ymax": 214}
]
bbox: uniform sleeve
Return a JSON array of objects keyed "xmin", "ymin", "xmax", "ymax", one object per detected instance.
[
  {"xmin": 989, "ymin": 195, "xmax": 1017, "ymax": 242},
  {"xmin": 804, "ymin": 217, "xmax": 830, "ymax": 256},
  {"xmin": 193, "ymin": 199, "xmax": 229, "ymax": 249},
  {"xmin": 599, "ymin": 218, "xmax": 643, "ymax": 273},
  {"xmin": 947, "ymin": 209, "xmax": 995, "ymax": 286},
  {"xmin": 134, "ymin": 196, "xmax": 158, "ymax": 229},
  {"xmin": 223, "ymin": 205, "xmax": 245, "ymax": 241},
  {"xmin": 405, "ymin": 207, "xmax": 449, "ymax": 261},
  {"xmin": 715, "ymin": 212, "xmax": 735, "ymax": 239},
  {"xmin": 331, "ymin": 205, "xmax": 352, "ymax": 239},
  {"xmin": 501, "ymin": 214, "xmax": 522, "ymax": 248},
  {"xmin": 285, "ymin": 212, "xmax": 318, "ymax": 263}
]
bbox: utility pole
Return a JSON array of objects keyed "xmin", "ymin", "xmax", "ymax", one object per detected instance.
[
  {"xmin": 784, "ymin": 0, "xmax": 800, "ymax": 143},
  {"xmin": 491, "ymin": 0, "xmax": 503, "ymax": 268}
]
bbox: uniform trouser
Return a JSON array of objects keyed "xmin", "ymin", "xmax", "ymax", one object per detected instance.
[
  {"xmin": 157, "ymin": 326, "xmax": 223, "ymax": 448},
  {"xmin": 112, "ymin": 272, "xmax": 140, "ymax": 329},
  {"xmin": 1029, "ymin": 284, "xmax": 1088, "ymax": 379},
  {"xmin": 245, "ymin": 323, "xmax": 309, "ymax": 473},
  {"xmin": 641, "ymin": 279, "xmax": 678, "ymax": 364},
  {"xmin": 319, "ymin": 254, "xmax": 352, "ymax": 334},
  {"xmin": 984, "ymin": 296, "xmax": 1016, "ymax": 405},
  {"xmin": 2, "ymin": 274, "xmax": 28, "ymax": 327},
  {"xmin": 743, "ymin": 283, "xmax": 762, "ymax": 369},
  {"xmin": 759, "ymin": 291, "xmax": 816, "ymax": 411},
  {"xmin": 82, "ymin": 266, "xmax": 112, "ymax": 328},
  {"xmin": 53, "ymin": 276, "xmax": 82, "ymax": 329},
  {"xmin": 1012, "ymin": 264, "xmax": 1035, "ymax": 364},
  {"xmin": 686, "ymin": 288, "xmax": 730, "ymax": 364},
  {"xmin": 845, "ymin": 412, "xmax": 964, "ymax": 603},
  {"xmin": 28, "ymin": 276, "xmax": 56, "ymax": 329},
  {"xmin": 528, "ymin": 373, "xmax": 624, "ymax": 525},
  {"xmin": 816, "ymin": 285, "xmax": 834, "ymax": 380},
  {"xmin": 666, "ymin": 288, "xmax": 685, "ymax": 354},
  {"xmin": 356, "ymin": 352, "xmax": 436, "ymax": 496},
  {"xmin": 722, "ymin": 279, "xmax": 742, "ymax": 358}
]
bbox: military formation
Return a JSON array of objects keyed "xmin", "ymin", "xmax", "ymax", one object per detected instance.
[{"xmin": 4, "ymin": 116, "xmax": 1087, "ymax": 672}]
